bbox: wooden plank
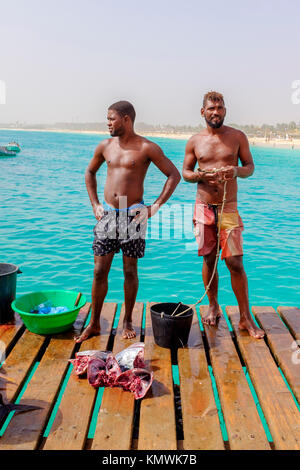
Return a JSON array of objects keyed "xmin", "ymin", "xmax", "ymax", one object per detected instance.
[
  {"xmin": 200, "ymin": 306, "xmax": 269, "ymax": 450},
  {"xmin": 226, "ymin": 306, "xmax": 300, "ymax": 450},
  {"xmin": 91, "ymin": 302, "xmax": 143, "ymax": 450},
  {"xmin": 138, "ymin": 302, "xmax": 177, "ymax": 450},
  {"xmin": 0, "ymin": 315, "xmax": 24, "ymax": 389},
  {"xmin": 0, "ymin": 303, "xmax": 91, "ymax": 450},
  {"xmin": 0, "ymin": 315, "xmax": 24, "ymax": 355},
  {"xmin": 43, "ymin": 302, "xmax": 116, "ymax": 450},
  {"xmin": 277, "ymin": 307, "xmax": 300, "ymax": 341},
  {"xmin": 177, "ymin": 307, "xmax": 224, "ymax": 450},
  {"xmin": 253, "ymin": 306, "xmax": 300, "ymax": 405},
  {"xmin": 0, "ymin": 329, "xmax": 46, "ymax": 404}
]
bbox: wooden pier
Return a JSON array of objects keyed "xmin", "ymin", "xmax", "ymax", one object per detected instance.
[{"xmin": 0, "ymin": 302, "xmax": 299, "ymax": 450}]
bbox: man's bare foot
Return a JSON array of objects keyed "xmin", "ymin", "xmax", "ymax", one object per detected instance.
[
  {"xmin": 202, "ymin": 304, "xmax": 221, "ymax": 326},
  {"xmin": 122, "ymin": 321, "xmax": 136, "ymax": 339},
  {"xmin": 74, "ymin": 324, "xmax": 100, "ymax": 343},
  {"xmin": 239, "ymin": 317, "xmax": 265, "ymax": 339}
]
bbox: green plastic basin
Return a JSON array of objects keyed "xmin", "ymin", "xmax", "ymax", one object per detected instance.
[{"xmin": 11, "ymin": 290, "xmax": 87, "ymax": 334}]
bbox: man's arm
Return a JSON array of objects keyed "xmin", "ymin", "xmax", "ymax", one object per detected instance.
[
  {"xmin": 220, "ymin": 131, "xmax": 255, "ymax": 181},
  {"xmin": 236, "ymin": 131, "xmax": 255, "ymax": 178},
  {"xmin": 182, "ymin": 137, "xmax": 200, "ymax": 183},
  {"xmin": 85, "ymin": 140, "xmax": 106, "ymax": 220},
  {"xmin": 146, "ymin": 142, "xmax": 181, "ymax": 216},
  {"xmin": 182, "ymin": 137, "xmax": 219, "ymax": 185}
]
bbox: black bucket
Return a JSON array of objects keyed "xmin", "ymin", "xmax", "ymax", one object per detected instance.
[
  {"xmin": 150, "ymin": 302, "xmax": 194, "ymax": 349},
  {"xmin": 0, "ymin": 263, "xmax": 22, "ymax": 324}
]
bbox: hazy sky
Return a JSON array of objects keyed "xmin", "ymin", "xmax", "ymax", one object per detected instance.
[{"xmin": 0, "ymin": 0, "xmax": 299, "ymax": 125}]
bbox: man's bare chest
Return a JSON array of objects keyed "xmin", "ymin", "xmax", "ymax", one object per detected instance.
[
  {"xmin": 194, "ymin": 139, "xmax": 239, "ymax": 167},
  {"xmin": 104, "ymin": 148, "xmax": 148, "ymax": 170}
]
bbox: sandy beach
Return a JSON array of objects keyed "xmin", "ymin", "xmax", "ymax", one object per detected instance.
[
  {"xmin": 145, "ymin": 133, "xmax": 300, "ymax": 149},
  {"xmin": 148, "ymin": 134, "xmax": 300, "ymax": 149},
  {"xmin": 1, "ymin": 127, "xmax": 300, "ymax": 149},
  {"xmin": 248, "ymin": 136, "xmax": 300, "ymax": 149}
]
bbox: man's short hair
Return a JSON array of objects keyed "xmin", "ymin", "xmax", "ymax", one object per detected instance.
[
  {"xmin": 108, "ymin": 100, "xmax": 136, "ymax": 123},
  {"xmin": 203, "ymin": 91, "xmax": 225, "ymax": 107}
]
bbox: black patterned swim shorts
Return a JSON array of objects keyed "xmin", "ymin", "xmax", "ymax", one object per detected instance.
[{"xmin": 92, "ymin": 207, "xmax": 147, "ymax": 258}]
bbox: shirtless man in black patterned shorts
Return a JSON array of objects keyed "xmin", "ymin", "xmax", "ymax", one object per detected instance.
[{"xmin": 75, "ymin": 101, "xmax": 180, "ymax": 342}]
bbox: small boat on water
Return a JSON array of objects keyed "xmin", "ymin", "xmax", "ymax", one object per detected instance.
[
  {"xmin": 0, "ymin": 141, "xmax": 21, "ymax": 157},
  {"xmin": 0, "ymin": 146, "xmax": 16, "ymax": 157},
  {"xmin": 6, "ymin": 141, "xmax": 21, "ymax": 153}
]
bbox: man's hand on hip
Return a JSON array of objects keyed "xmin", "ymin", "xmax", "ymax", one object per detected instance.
[
  {"xmin": 93, "ymin": 203, "xmax": 104, "ymax": 220},
  {"xmin": 133, "ymin": 204, "xmax": 160, "ymax": 224}
]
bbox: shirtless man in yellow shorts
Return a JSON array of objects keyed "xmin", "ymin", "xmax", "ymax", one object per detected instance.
[{"xmin": 182, "ymin": 91, "xmax": 264, "ymax": 339}]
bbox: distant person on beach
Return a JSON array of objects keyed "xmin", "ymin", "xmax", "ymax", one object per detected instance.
[
  {"xmin": 75, "ymin": 100, "xmax": 180, "ymax": 342},
  {"xmin": 182, "ymin": 91, "xmax": 264, "ymax": 339}
]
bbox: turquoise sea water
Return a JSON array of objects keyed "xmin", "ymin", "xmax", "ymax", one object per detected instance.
[{"xmin": 0, "ymin": 129, "xmax": 299, "ymax": 309}]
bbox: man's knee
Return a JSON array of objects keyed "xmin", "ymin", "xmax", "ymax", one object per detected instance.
[
  {"xmin": 203, "ymin": 250, "xmax": 217, "ymax": 269},
  {"xmin": 225, "ymin": 255, "xmax": 244, "ymax": 274},
  {"xmin": 94, "ymin": 261, "xmax": 110, "ymax": 282},
  {"xmin": 123, "ymin": 261, "xmax": 138, "ymax": 281}
]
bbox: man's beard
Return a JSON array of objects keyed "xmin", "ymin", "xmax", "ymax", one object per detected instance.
[
  {"xmin": 205, "ymin": 117, "xmax": 224, "ymax": 129},
  {"xmin": 109, "ymin": 127, "xmax": 124, "ymax": 137}
]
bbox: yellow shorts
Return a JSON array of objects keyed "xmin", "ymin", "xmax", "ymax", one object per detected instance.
[{"xmin": 193, "ymin": 200, "xmax": 244, "ymax": 259}]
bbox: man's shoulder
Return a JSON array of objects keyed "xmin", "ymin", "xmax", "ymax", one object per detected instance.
[
  {"xmin": 187, "ymin": 130, "xmax": 207, "ymax": 145},
  {"xmin": 224, "ymin": 125, "xmax": 247, "ymax": 140},
  {"xmin": 95, "ymin": 137, "xmax": 112, "ymax": 149},
  {"xmin": 138, "ymin": 135, "xmax": 162, "ymax": 152},
  {"xmin": 99, "ymin": 137, "xmax": 114, "ymax": 147},
  {"xmin": 93, "ymin": 137, "xmax": 113, "ymax": 158}
]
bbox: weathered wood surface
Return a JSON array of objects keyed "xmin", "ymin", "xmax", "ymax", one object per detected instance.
[
  {"xmin": 0, "ymin": 302, "xmax": 299, "ymax": 451},
  {"xmin": 0, "ymin": 315, "xmax": 24, "ymax": 394},
  {"xmin": 44, "ymin": 302, "xmax": 116, "ymax": 450},
  {"xmin": 178, "ymin": 307, "xmax": 224, "ymax": 450},
  {"xmin": 253, "ymin": 306, "xmax": 300, "ymax": 405},
  {"xmin": 0, "ymin": 315, "xmax": 23, "ymax": 353},
  {"xmin": 277, "ymin": 307, "xmax": 300, "ymax": 341},
  {"xmin": 138, "ymin": 302, "xmax": 177, "ymax": 450},
  {"xmin": 226, "ymin": 306, "xmax": 300, "ymax": 450},
  {"xmin": 200, "ymin": 306, "xmax": 270, "ymax": 450},
  {"xmin": 0, "ymin": 330, "xmax": 46, "ymax": 403},
  {"xmin": 0, "ymin": 303, "xmax": 91, "ymax": 450}
]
